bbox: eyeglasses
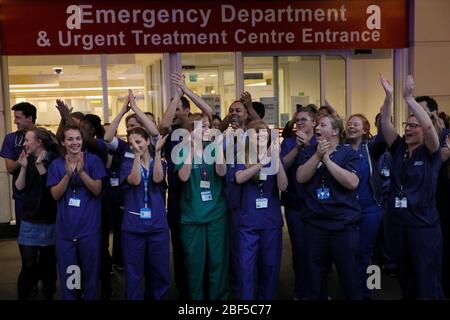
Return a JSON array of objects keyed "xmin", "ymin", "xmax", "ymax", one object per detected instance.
[
  {"xmin": 296, "ymin": 117, "xmax": 311, "ymax": 124},
  {"xmin": 402, "ymin": 122, "xmax": 421, "ymax": 129}
]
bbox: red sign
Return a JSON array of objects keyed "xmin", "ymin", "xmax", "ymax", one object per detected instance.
[{"xmin": 0, "ymin": 0, "xmax": 409, "ymax": 55}]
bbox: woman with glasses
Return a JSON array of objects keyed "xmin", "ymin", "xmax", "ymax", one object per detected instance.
[
  {"xmin": 345, "ymin": 113, "xmax": 387, "ymax": 299},
  {"xmin": 297, "ymin": 114, "xmax": 361, "ymax": 300},
  {"xmin": 281, "ymin": 106, "xmax": 317, "ymax": 299},
  {"xmin": 380, "ymin": 74, "xmax": 443, "ymax": 299},
  {"xmin": 234, "ymin": 120, "xmax": 288, "ymax": 300}
]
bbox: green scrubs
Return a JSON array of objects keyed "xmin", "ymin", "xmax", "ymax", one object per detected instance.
[{"xmin": 176, "ymin": 158, "xmax": 229, "ymax": 300}]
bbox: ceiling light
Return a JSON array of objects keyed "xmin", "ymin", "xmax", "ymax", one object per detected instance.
[
  {"xmin": 10, "ymin": 86, "xmax": 144, "ymax": 93},
  {"xmin": 246, "ymin": 82, "xmax": 268, "ymax": 87},
  {"xmin": 10, "ymin": 84, "xmax": 59, "ymax": 88}
]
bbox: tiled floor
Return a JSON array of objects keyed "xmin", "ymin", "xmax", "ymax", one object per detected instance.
[{"xmin": 0, "ymin": 224, "xmax": 401, "ymax": 300}]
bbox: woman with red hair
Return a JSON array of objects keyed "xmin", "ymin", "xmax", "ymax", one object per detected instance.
[{"xmin": 345, "ymin": 113, "xmax": 387, "ymax": 299}]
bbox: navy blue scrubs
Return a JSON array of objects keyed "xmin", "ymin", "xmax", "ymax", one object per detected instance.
[
  {"xmin": 387, "ymin": 136, "xmax": 443, "ymax": 299},
  {"xmin": 234, "ymin": 164, "xmax": 283, "ymax": 300},
  {"xmin": 354, "ymin": 142, "xmax": 384, "ymax": 298},
  {"xmin": 119, "ymin": 157, "xmax": 170, "ymax": 300},
  {"xmin": 163, "ymin": 124, "xmax": 188, "ymax": 299},
  {"xmin": 47, "ymin": 152, "xmax": 106, "ymax": 300},
  {"xmin": 223, "ymin": 137, "xmax": 243, "ymax": 298},
  {"xmin": 437, "ymin": 129, "xmax": 450, "ymax": 297},
  {"xmin": 298, "ymin": 144, "xmax": 361, "ymax": 300},
  {"xmin": 281, "ymin": 136, "xmax": 317, "ymax": 299},
  {"xmin": 0, "ymin": 131, "xmax": 25, "ymax": 226}
]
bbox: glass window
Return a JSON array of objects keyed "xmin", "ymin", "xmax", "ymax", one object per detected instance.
[
  {"xmin": 8, "ymin": 55, "xmax": 102, "ymax": 133},
  {"xmin": 106, "ymin": 54, "xmax": 163, "ymax": 136},
  {"xmin": 325, "ymin": 55, "xmax": 346, "ymax": 117},
  {"xmin": 350, "ymin": 49, "xmax": 393, "ymax": 134},
  {"xmin": 279, "ymin": 56, "xmax": 320, "ymax": 127},
  {"xmin": 244, "ymin": 55, "xmax": 320, "ymax": 127},
  {"xmin": 180, "ymin": 52, "xmax": 235, "ymax": 118},
  {"xmin": 243, "ymin": 56, "xmax": 276, "ymax": 125}
]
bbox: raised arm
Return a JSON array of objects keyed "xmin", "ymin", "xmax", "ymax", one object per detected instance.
[
  {"xmin": 159, "ymin": 85, "xmax": 183, "ymax": 136},
  {"xmin": 219, "ymin": 113, "xmax": 232, "ymax": 132},
  {"xmin": 214, "ymin": 134, "xmax": 226, "ymax": 177},
  {"xmin": 55, "ymin": 99, "xmax": 77, "ymax": 139},
  {"xmin": 172, "ymin": 72, "xmax": 212, "ymax": 119},
  {"xmin": 153, "ymin": 135, "xmax": 168, "ymax": 183},
  {"xmin": 240, "ymin": 91, "xmax": 260, "ymax": 122},
  {"xmin": 104, "ymin": 95, "xmax": 130, "ymax": 143},
  {"xmin": 128, "ymin": 89, "xmax": 159, "ymax": 137},
  {"xmin": 324, "ymin": 98, "xmax": 339, "ymax": 117},
  {"xmin": 380, "ymin": 74, "xmax": 398, "ymax": 148},
  {"xmin": 178, "ymin": 149, "xmax": 193, "ymax": 182},
  {"xmin": 403, "ymin": 75, "xmax": 440, "ymax": 153},
  {"xmin": 178, "ymin": 135, "xmax": 193, "ymax": 182},
  {"xmin": 14, "ymin": 151, "xmax": 28, "ymax": 191}
]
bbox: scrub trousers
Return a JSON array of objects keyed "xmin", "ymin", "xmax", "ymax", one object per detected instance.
[
  {"xmin": 285, "ymin": 207, "xmax": 308, "ymax": 299},
  {"xmin": 305, "ymin": 223, "xmax": 361, "ymax": 300},
  {"xmin": 358, "ymin": 204, "xmax": 383, "ymax": 298},
  {"xmin": 388, "ymin": 221, "xmax": 444, "ymax": 299},
  {"xmin": 56, "ymin": 233, "xmax": 101, "ymax": 300},
  {"xmin": 122, "ymin": 229, "xmax": 171, "ymax": 300},
  {"xmin": 237, "ymin": 227, "xmax": 282, "ymax": 300},
  {"xmin": 180, "ymin": 215, "xmax": 229, "ymax": 300},
  {"xmin": 168, "ymin": 188, "xmax": 188, "ymax": 300}
]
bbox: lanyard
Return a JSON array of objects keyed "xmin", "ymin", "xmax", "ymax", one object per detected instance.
[
  {"xmin": 318, "ymin": 145, "xmax": 339, "ymax": 187},
  {"xmin": 200, "ymin": 161, "xmax": 208, "ymax": 181},
  {"xmin": 398, "ymin": 149, "xmax": 411, "ymax": 196},
  {"xmin": 140, "ymin": 165, "xmax": 150, "ymax": 208},
  {"xmin": 258, "ymin": 179, "xmax": 265, "ymax": 198},
  {"xmin": 319, "ymin": 165, "xmax": 327, "ymax": 188},
  {"xmin": 15, "ymin": 131, "xmax": 24, "ymax": 148}
]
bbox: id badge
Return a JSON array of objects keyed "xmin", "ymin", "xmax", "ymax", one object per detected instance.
[
  {"xmin": 124, "ymin": 152, "xmax": 135, "ymax": 159},
  {"xmin": 110, "ymin": 177, "xmax": 119, "ymax": 187},
  {"xmin": 201, "ymin": 191, "xmax": 213, "ymax": 202},
  {"xmin": 140, "ymin": 207, "xmax": 152, "ymax": 220},
  {"xmin": 259, "ymin": 173, "xmax": 267, "ymax": 181},
  {"xmin": 394, "ymin": 197, "xmax": 401, "ymax": 208},
  {"xmin": 68, "ymin": 197, "xmax": 81, "ymax": 207},
  {"xmin": 316, "ymin": 188, "xmax": 330, "ymax": 200},
  {"xmin": 200, "ymin": 180, "xmax": 210, "ymax": 189},
  {"xmin": 381, "ymin": 168, "xmax": 390, "ymax": 177},
  {"xmin": 256, "ymin": 198, "xmax": 269, "ymax": 209},
  {"xmin": 395, "ymin": 197, "xmax": 408, "ymax": 208},
  {"xmin": 400, "ymin": 197, "xmax": 408, "ymax": 208}
]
